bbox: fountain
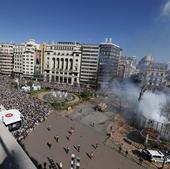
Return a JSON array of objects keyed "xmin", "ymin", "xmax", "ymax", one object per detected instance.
[{"xmin": 43, "ymin": 90, "xmax": 75, "ymax": 103}]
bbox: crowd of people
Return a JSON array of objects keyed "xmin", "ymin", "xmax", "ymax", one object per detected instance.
[
  {"xmin": 0, "ymin": 75, "xmax": 51, "ymax": 141},
  {"xmin": 0, "ymin": 75, "xmax": 95, "ymax": 141},
  {"xmin": 38, "ymin": 81, "xmax": 94, "ymax": 94}
]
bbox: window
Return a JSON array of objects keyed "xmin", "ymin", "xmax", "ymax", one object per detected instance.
[
  {"xmin": 68, "ymin": 78, "xmax": 71, "ymax": 84},
  {"xmin": 64, "ymin": 77, "xmax": 67, "ymax": 83}
]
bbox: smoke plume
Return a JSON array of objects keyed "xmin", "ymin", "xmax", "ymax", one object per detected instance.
[{"xmin": 99, "ymin": 80, "xmax": 169, "ymax": 123}]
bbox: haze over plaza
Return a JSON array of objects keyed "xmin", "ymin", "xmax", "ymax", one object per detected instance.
[{"xmin": 0, "ymin": 0, "xmax": 170, "ymax": 62}]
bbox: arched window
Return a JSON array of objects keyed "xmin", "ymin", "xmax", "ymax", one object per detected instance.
[
  {"xmin": 57, "ymin": 58, "xmax": 59, "ymax": 69},
  {"xmin": 61, "ymin": 58, "xmax": 64, "ymax": 69},
  {"xmin": 70, "ymin": 59, "xmax": 73, "ymax": 70},
  {"xmin": 52, "ymin": 58, "xmax": 55, "ymax": 69},
  {"xmin": 65, "ymin": 58, "xmax": 68, "ymax": 70}
]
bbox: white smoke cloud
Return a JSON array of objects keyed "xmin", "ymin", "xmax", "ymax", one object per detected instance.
[
  {"xmin": 162, "ymin": 0, "xmax": 170, "ymax": 16},
  {"xmin": 99, "ymin": 80, "xmax": 169, "ymax": 123},
  {"xmin": 139, "ymin": 91, "xmax": 167, "ymax": 123}
]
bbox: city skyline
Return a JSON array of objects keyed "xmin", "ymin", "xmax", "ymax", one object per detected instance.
[{"xmin": 0, "ymin": 0, "xmax": 170, "ymax": 62}]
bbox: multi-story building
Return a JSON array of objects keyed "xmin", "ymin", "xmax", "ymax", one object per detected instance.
[
  {"xmin": 13, "ymin": 39, "xmax": 42, "ymax": 78},
  {"xmin": 0, "ymin": 44, "xmax": 14, "ymax": 75},
  {"xmin": 43, "ymin": 42, "xmax": 82, "ymax": 85},
  {"xmin": 118, "ymin": 56, "xmax": 137, "ymax": 79},
  {"xmin": 97, "ymin": 38, "xmax": 122, "ymax": 87},
  {"xmin": 34, "ymin": 44, "xmax": 43, "ymax": 80},
  {"xmin": 137, "ymin": 55, "xmax": 168, "ymax": 87},
  {"xmin": 22, "ymin": 39, "xmax": 39, "ymax": 78},
  {"xmin": 13, "ymin": 43, "xmax": 25, "ymax": 76},
  {"xmin": 80, "ymin": 44, "xmax": 99, "ymax": 88}
]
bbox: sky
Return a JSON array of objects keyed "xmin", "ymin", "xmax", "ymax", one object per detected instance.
[{"xmin": 0, "ymin": 0, "xmax": 170, "ymax": 62}]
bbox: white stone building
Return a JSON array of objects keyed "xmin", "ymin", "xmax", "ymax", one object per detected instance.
[
  {"xmin": 0, "ymin": 44, "xmax": 14, "ymax": 75},
  {"xmin": 43, "ymin": 42, "xmax": 81, "ymax": 85},
  {"xmin": 23, "ymin": 39, "xmax": 40, "ymax": 77},
  {"xmin": 13, "ymin": 39, "xmax": 41, "ymax": 78},
  {"xmin": 137, "ymin": 55, "xmax": 168, "ymax": 87},
  {"xmin": 118, "ymin": 56, "xmax": 137, "ymax": 79},
  {"xmin": 13, "ymin": 43, "xmax": 25, "ymax": 75}
]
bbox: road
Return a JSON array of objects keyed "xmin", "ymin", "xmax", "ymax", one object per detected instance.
[{"xmin": 23, "ymin": 112, "xmax": 146, "ymax": 169}]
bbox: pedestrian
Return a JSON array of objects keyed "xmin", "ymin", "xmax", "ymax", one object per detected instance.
[
  {"xmin": 43, "ymin": 162, "xmax": 47, "ymax": 168},
  {"xmin": 54, "ymin": 136, "xmax": 59, "ymax": 142},
  {"xmin": 77, "ymin": 144, "xmax": 80, "ymax": 152},
  {"xmin": 119, "ymin": 145, "xmax": 122, "ymax": 152},
  {"xmin": 59, "ymin": 161, "xmax": 63, "ymax": 169},
  {"xmin": 47, "ymin": 142, "xmax": 52, "ymax": 148},
  {"xmin": 70, "ymin": 126, "xmax": 75, "ymax": 130},
  {"xmin": 95, "ymin": 143, "xmax": 98, "ymax": 149},
  {"xmin": 67, "ymin": 135, "xmax": 71, "ymax": 141},
  {"xmin": 125, "ymin": 150, "xmax": 128, "ymax": 156},
  {"xmin": 47, "ymin": 126, "xmax": 51, "ymax": 131},
  {"xmin": 66, "ymin": 147, "xmax": 69, "ymax": 154},
  {"xmin": 90, "ymin": 152, "xmax": 94, "ymax": 159}
]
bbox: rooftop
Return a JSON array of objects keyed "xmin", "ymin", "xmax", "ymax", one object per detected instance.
[{"xmin": 0, "ymin": 121, "xmax": 37, "ymax": 169}]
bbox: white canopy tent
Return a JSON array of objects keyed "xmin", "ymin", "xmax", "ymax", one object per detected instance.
[{"xmin": 0, "ymin": 109, "xmax": 21, "ymax": 126}]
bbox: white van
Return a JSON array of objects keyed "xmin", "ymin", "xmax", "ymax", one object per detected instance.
[
  {"xmin": 145, "ymin": 150, "xmax": 164, "ymax": 162},
  {"xmin": 140, "ymin": 149, "xmax": 170, "ymax": 163}
]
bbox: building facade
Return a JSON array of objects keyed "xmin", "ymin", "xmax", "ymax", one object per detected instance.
[
  {"xmin": 0, "ymin": 44, "xmax": 14, "ymax": 75},
  {"xmin": 80, "ymin": 44, "xmax": 99, "ymax": 88},
  {"xmin": 22, "ymin": 39, "xmax": 40, "ymax": 77},
  {"xmin": 13, "ymin": 43, "xmax": 25, "ymax": 76},
  {"xmin": 137, "ymin": 55, "xmax": 168, "ymax": 87},
  {"xmin": 117, "ymin": 56, "xmax": 137, "ymax": 79},
  {"xmin": 97, "ymin": 38, "xmax": 122, "ymax": 87},
  {"xmin": 43, "ymin": 42, "xmax": 82, "ymax": 85},
  {"xmin": 13, "ymin": 39, "xmax": 42, "ymax": 78}
]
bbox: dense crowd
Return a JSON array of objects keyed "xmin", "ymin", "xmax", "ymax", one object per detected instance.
[
  {"xmin": 0, "ymin": 75, "xmax": 95, "ymax": 141},
  {"xmin": 0, "ymin": 75, "xmax": 51, "ymax": 141},
  {"xmin": 39, "ymin": 81, "xmax": 93, "ymax": 93}
]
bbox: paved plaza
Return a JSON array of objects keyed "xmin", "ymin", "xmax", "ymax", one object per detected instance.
[{"xmin": 23, "ymin": 112, "xmax": 146, "ymax": 169}]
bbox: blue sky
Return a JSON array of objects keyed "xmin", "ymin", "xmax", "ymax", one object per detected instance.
[{"xmin": 0, "ymin": 0, "xmax": 170, "ymax": 62}]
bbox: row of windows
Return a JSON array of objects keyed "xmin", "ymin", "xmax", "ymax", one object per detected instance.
[
  {"xmin": 80, "ymin": 75, "xmax": 96, "ymax": 78},
  {"xmin": 47, "ymin": 57, "xmax": 78, "ymax": 62},
  {"xmin": 81, "ymin": 61, "xmax": 97, "ymax": 64},
  {"xmin": 82, "ymin": 50, "xmax": 99, "ymax": 53},
  {"xmin": 49, "ymin": 46, "xmax": 74, "ymax": 50},
  {"xmin": 47, "ymin": 52, "xmax": 80, "ymax": 57},
  {"xmin": 23, "ymin": 67, "xmax": 33, "ymax": 70},
  {"xmin": 14, "ymin": 63, "xmax": 22, "ymax": 65},
  {"xmin": 82, "ymin": 54, "xmax": 98, "ymax": 57},
  {"xmin": 23, "ymin": 58, "xmax": 34, "ymax": 61},
  {"xmin": 24, "ymin": 71, "xmax": 34, "ymax": 74}
]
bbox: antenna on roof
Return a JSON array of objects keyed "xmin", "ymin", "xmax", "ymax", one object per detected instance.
[{"xmin": 105, "ymin": 38, "xmax": 108, "ymax": 43}]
